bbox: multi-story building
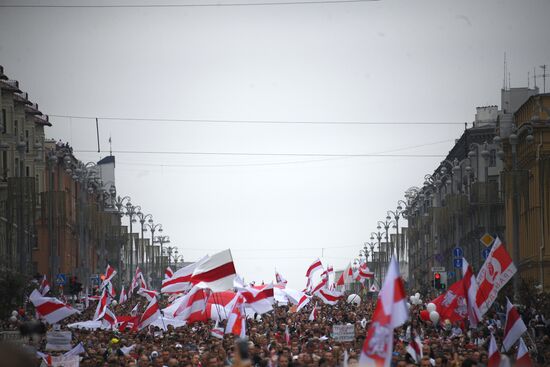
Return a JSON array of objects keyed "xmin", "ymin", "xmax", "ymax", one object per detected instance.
[
  {"xmin": 501, "ymin": 93, "xmax": 550, "ymax": 290},
  {"xmin": 405, "ymin": 86, "xmax": 539, "ymax": 292}
]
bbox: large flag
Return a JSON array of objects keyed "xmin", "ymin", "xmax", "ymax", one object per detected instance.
[
  {"xmin": 503, "ymin": 298, "xmax": 527, "ymax": 351},
  {"xmin": 163, "ymin": 286, "xmax": 210, "ymax": 323},
  {"xmin": 191, "ymin": 250, "xmax": 236, "ymax": 292},
  {"xmin": 161, "ymin": 257, "xmax": 208, "ymax": 294},
  {"xmin": 39, "ymin": 275, "xmax": 50, "ymax": 296},
  {"xmin": 431, "ymin": 278, "xmax": 468, "ymax": 323},
  {"xmin": 315, "ymin": 288, "xmax": 343, "ymax": 305},
  {"xmin": 488, "ymin": 334, "xmax": 501, "ymax": 367},
  {"xmin": 137, "ymin": 288, "xmax": 159, "ymax": 302},
  {"xmin": 476, "ymin": 237, "xmax": 517, "ymax": 317},
  {"xmin": 462, "ymin": 258, "xmax": 481, "ymax": 327},
  {"xmin": 239, "ymin": 284, "xmax": 275, "ymax": 315},
  {"xmin": 305, "ymin": 258, "xmax": 323, "ymax": 278},
  {"xmin": 29, "ymin": 290, "xmax": 79, "ymax": 324},
  {"xmin": 311, "ymin": 278, "xmax": 328, "ymax": 294},
  {"xmin": 515, "ymin": 338, "xmax": 532, "ymax": 367},
  {"xmin": 139, "ymin": 296, "xmax": 161, "ymax": 330},
  {"xmin": 360, "ymin": 256, "xmax": 408, "ymax": 367}
]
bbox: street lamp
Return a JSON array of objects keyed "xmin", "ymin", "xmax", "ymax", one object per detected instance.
[
  {"xmin": 155, "ymin": 235, "xmax": 171, "ymax": 276},
  {"xmin": 125, "ymin": 202, "xmax": 141, "ymax": 279},
  {"xmin": 136, "ymin": 212, "xmax": 153, "ymax": 276},
  {"xmin": 371, "ymin": 231, "xmax": 384, "ymax": 281},
  {"xmin": 144, "ymin": 220, "xmax": 163, "ymax": 286},
  {"xmin": 387, "ymin": 204, "xmax": 405, "ymax": 264},
  {"xmin": 378, "ymin": 216, "xmax": 396, "ymax": 263}
]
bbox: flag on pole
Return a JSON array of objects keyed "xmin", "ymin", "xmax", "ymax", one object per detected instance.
[
  {"xmin": 191, "ymin": 250, "xmax": 237, "ymax": 292},
  {"xmin": 165, "ymin": 266, "xmax": 174, "ymax": 279},
  {"xmin": 360, "ymin": 256, "xmax": 408, "ymax": 367},
  {"xmin": 119, "ymin": 286, "xmax": 127, "ymax": 304},
  {"xmin": 336, "ymin": 262, "xmax": 354, "ymax": 286},
  {"xmin": 93, "ymin": 289, "xmax": 110, "ymax": 321},
  {"xmin": 515, "ymin": 338, "xmax": 532, "ymax": 367},
  {"xmin": 101, "ymin": 264, "xmax": 117, "ymax": 288},
  {"xmin": 275, "ymin": 270, "xmax": 288, "ymax": 286},
  {"xmin": 29, "ymin": 290, "xmax": 80, "ymax": 324},
  {"xmin": 297, "ymin": 294, "xmax": 311, "ymax": 312},
  {"xmin": 305, "ymin": 258, "xmax": 323, "ymax": 278},
  {"xmin": 315, "ymin": 288, "xmax": 343, "ymax": 306},
  {"xmin": 162, "ymin": 256, "xmax": 208, "ymax": 294},
  {"xmin": 488, "ymin": 334, "xmax": 501, "ymax": 367},
  {"xmin": 308, "ymin": 304, "xmax": 318, "ymax": 321},
  {"xmin": 63, "ymin": 342, "xmax": 86, "ymax": 357},
  {"xmin": 503, "ymin": 298, "xmax": 527, "ymax": 351},
  {"xmin": 405, "ymin": 333, "xmax": 423, "ymax": 363},
  {"xmin": 139, "ymin": 296, "xmax": 161, "ymax": 330},
  {"xmin": 462, "ymin": 258, "xmax": 481, "ymax": 327},
  {"xmin": 225, "ymin": 293, "xmax": 246, "ymax": 338},
  {"xmin": 39, "ymin": 275, "xmax": 50, "ymax": 296}
]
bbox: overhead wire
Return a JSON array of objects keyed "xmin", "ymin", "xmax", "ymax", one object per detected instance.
[{"xmin": 0, "ymin": 0, "xmax": 379, "ymax": 8}]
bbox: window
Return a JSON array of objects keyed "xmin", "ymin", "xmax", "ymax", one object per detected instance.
[
  {"xmin": 26, "ymin": 166, "xmax": 30, "ymax": 177},
  {"xmin": 25, "ymin": 130, "xmax": 29, "ymax": 152},
  {"xmin": 14, "ymin": 120, "xmax": 18, "ymax": 138},
  {"xmin": 1, "ymin": 109, "xmax": 6, "ymax": 134}
]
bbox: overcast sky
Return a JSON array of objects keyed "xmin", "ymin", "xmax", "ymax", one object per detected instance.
[{"xmin": 1, "ymin": 0, "xmax": 549, "ymax": 288}]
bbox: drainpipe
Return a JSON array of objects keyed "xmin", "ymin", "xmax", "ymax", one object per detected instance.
[{"xmin": 537, "ymin": 131, "xmax": 545, "ymax": 290}]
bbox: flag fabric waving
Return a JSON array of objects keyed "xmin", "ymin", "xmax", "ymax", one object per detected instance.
[
  {"xmin": 315, "ymin": 288, "xmax": 343, "ymax": 306},
  {"xmin": 29, "ymin": 290, "xmax": 80, "ymax": 324},
  {"xmin": 515, "ymin": 338, "xmax": 532, "ymax": 367},
  {"xmin": 119, "ymin": 286, "xmax": 127, "ymax": 304},
  {"xmin": 503, "ymin": 298, "xmax": 527, "ymax": 351},
  {"xmin": 239, "ymin": 284, "xmax": 275, "ymax": 315},
  {"xmin": 431, "ymin": 278, "xmax": 468, "ymax": 323},
  {"xmin": 191, "ymin": 250, "xmax": 237, "ymax": 292},
  {"xmin": 39, "ymin": 275, "xmax": 50, "ymax": 296},
  {"xmin": 462, "ymin": 258, "xmax": 481, "ymax": 327},
  {"xmin": 137, "ymin": 288, "xmax": 159, "ymax": 302},
  {"xmin": 476, "ymin": 237, "xmax": 517, "ymax": 317},
  {"xmin": 305, "ymin": 258, "xmax": 323, "ymax": 278},
  {"xmin": 275, "ymin": 270, "xmax": 288, "ymax": 286},
  {"xmin": 101, "ymin": 264, "xmax": 117, "ymax": 288},
  {"xmin": 488, "ymin": 334, "xmax": 501, "ymax": 367},
  {"xmin": 225, "ymin": 293, "xmax": 246, "ymax": 338},
  {"xmin": 360, "ymin": 256, "xmax": 408, "ymax": 367},
  {"xmin": 405, "ymin": 333, "xmax": 423, "ymax": 363},
  {"xmin": 308, "ymin": 304, "xmax": 318, "ymax": 321},
  {"xmin": 93, "ymin": 289, "xmax": 110, "ymax": 321},
  {"xmin": 139, "ymin": 296, "xmax": 161, "ymax": 330},
  {"xmin": 165, "ymin": 266, "xmax": 174, "ymax": 279},
  {"xmin": 336, "ymin": 263, "xmax": 354, "ymax": 286},
  {"xmin": 162, "ymin": 257, "xmax": 208, "ymax": 294},
  {"xmin": 296, "ymin": 294, "xmax": 311, "ymax": 312}
]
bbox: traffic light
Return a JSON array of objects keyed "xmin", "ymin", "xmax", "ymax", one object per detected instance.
[{"xmin": 434, "ymin": 272, "xmax": 441, "ymax": 289}]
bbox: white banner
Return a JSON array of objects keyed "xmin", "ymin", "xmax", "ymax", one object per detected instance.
[{"xmin": 332, "ymin": 324, "xmax": 355, "ymax": 342}]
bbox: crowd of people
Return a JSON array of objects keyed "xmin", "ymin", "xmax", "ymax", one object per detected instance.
[{"xmin": 1, "ymin": 285, "xmax": 549, "ymax": 367}]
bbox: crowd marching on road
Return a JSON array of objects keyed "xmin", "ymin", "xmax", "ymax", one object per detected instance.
[{"xmin": 1, "ymin": 243, "xmax": 549, "ymax": 367}]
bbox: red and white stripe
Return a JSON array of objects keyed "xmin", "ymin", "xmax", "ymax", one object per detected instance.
[
  {"xmin": 139, "ymin": 296, "xmax": 161, "ymax": 330},
  {"xmin": 119, "ymin": 286, "xmax": 127, "ymax": 304},
  {"xmin": 305, "ymin": 258, "xmax": 323, "ymax": 278},
  {"xmin": 102, "ymin": 264, "xmax": 117, "ymax": 287},
  {"xmin": 285, "ymin": 325, "xmax": 290, "ymax": 345},
  {"xmin": 315, "ymin": 288, "xmax": 343, "ymax": 305},
  {"xmin": 191, "ymin": 250, "xmax": 237, "ymax": 292},
  {"xmin": 360, "ymin": 256, "xmax": 408, "ymax": 367},
  {"xmin": 336, "ymin": 262, "xmax": 354, "ymax": 286},
  {"xmin": 131, "ymin": 267, "xmax": 147, "ymax": 292},
  {"xmin": 225, "ymin": 293, "xmax": 246, "ymax": 338},
  {"xmin": 358, "ymin": 263, "xmax": 374, "ymax": 280},
  {"xmin": 137, "ymin": 288, "xmax": 158, "ymax": 302},
  {"xmin": 39, "ymin": 275, "xmax": 50, "ymax": 296},
  {"xmin": 406, "ymin": 334, "xmax": 423, "ymax": 363},
  {"xmin": 308, "ymin": 304, "xmax": 318, "ymax": 321},
  {"xmin": 462, "ymin": 258, "xmax": 481, "ymax": 327},
  {"xmin": 36, "ymin": 351, "xmax": 52, "ymax": 366},
  {"xmin": 503, "ymin": 297, "xmax": 527, "ymax": 351},
  {"xmin": 211, "ymin": 326, "xmax": 224, "ymax": 339},
  {"xmin": 275, "ymin": 270, "xmax": 288, "ymax": 286},
  {"xmin": 165, "ymin": 266, "xmax": 174, "ymax": 279},
  {"xmin": 311, "ymin": 278, "xmax": 328, "ymax": 294},
  {"xmin": 170, "ymin": 287, "xmax": 210, "ymax": 323},
  {"xmin": 515, "ymin": 338, "xmax": 532, "ymax": 367},
  {"xmin": 162, "ymin": 257, "xmax": 207, "ymax": 294},
  {"xmin": 488, "ymin": 334, "xmax": 501, "ymax": 367},
  {"xmin": 102, "ymin": 307, "xmax": 118, "ymax": 329},
  {"xmin": 237, "ymin": 283, "xmax": 275, "ymax": 315},
  {"xmin": 93, "ymin": 289, "xmax": 110, "ymax": 321},
  {"xmin": 29, "ymin": 289, "xmax": 79, "ymax": 324},
  {"xmin": 296, "ymin": 294, "xmax": 311, "ymax": 312}
]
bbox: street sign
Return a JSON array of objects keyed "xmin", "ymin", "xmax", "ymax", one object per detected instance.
[
  {"xmin": 453, "ymin": 258, "xmax": 463, "ymax": 268},
  {"xmin": 431, "ymin": 266, "xmax": 445, "ymax": 272},
  {"xmin": 480, "ymin": 233, "xmax": 495, "ymax": 247},
  {"xmin": 453, "ymin": 247, "xmax": 463, "ymax": 257},
  {"xmin": 482, "ymin": 247, "xmax": 492, "ymax": 260},
  {"xmin": 56, "ymin": 274, "xmax": 66, "ymax": 286},
  {"xmin": 448, "ymin": 271, "xmax": 455, "ymax": 278}
]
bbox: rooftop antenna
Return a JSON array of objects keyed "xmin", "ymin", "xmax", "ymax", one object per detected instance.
[
  {"xmin": 540, "ymin": 65, "xmax": 547, "ymax": 93},
  {"xmin": 528, "ymin": 71, "xmax": 530, "ymax": 88},
  {"xmin": 503, "ymin": 52, "xmax": 507, "ymax": 90},
  {"xmin": 534, "ymin": 67, "xmax": 537, "ymax": 89},
  {"xmin": 109, "ymin": 134, "xmax": 113, "ymax": 156}
]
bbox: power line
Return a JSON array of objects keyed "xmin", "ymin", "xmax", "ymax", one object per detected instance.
[
  {"xmin": 50, "ymin": 114, "xmax": 466, "ymax": 126},
  {"xmin": 75, "ymin": 149, "xmax": 446, "ymax": 157},
  {"xmin": 0, "ymin": 0, "xmax": 379, "ymax": 8}
]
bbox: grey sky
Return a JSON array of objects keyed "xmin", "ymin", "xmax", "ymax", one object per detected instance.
[{"xmin": 1, "ymin": 0, "xmax": 549, "ymax": 287}]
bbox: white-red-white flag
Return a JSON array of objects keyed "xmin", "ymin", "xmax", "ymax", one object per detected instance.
[
  {"xmin": 305, "ymin": 258, "xmax": 323, "ymax": 278},
  {"xmin": 101, "ymin": 264, "xmax": 117, "ymax": 288},
  {"xmin": 191, "ymin": 250, "xmax": 236, "ymax": 292},
  {"xmin": 488, "ymin": 334, "xmax": 501, "ymax": 367},
  {"xmin": 462, "ymin": 258, "xmax": 481, "ymax": 327},
  {"xmin": 336, "ymin": 262, "xmax": 354, "ymax": 286},
  {"xmin": 358, "ymin": 263, "xmax": 374, "ymax": 283},
  {"xmin": 211, "ymin": 325, "xmax": 224, "ymax": 339},
  {"xmin": 315, "ymin": 288, "xmax": 343, "ymax": 306},
  {"xmin": 225, "ymin": 293, "xmax": 246, "ymax": 338},
  {"xmin": 405, "ymin": 333, "xmax": 423, "ymax": 363},
  {"xmin": 515, "ymin": 338, "xmax": 532, "ymax": 367},
  {"xmin": 239, "ymin": 284, "xmax": 275, "ymax": 315},
  {"xmin": 285, "ymin": 325, "xmax": 290, "ymax": 345},
  {"xmin": 29, "ymin": 290, "xmax": 79, "ymax": 324},
  {"xmin": 139, "ymin": 296, "xmax": 161, "ymax": 330},
  {"xmin": 297, "ymin": 294, "xmax": 311, "ymax": 312},
  {"xmin": 503, "ymin": 297, "xmax": 527, "ymax": 351},
  {"xmin": 93, "ymin": 289, "xmax": 110, "ymax": 321},
  {"xmin": 311, "ymin": 278, "xmax": 328, "ymax": 294},
  {"xmin": 137, "ymin": 288, "xmax": 159, "ymax": 302},
  {"xmin": 161, "ymin": 257, "xmax": 208, "ymax": 294},
  {"xmin": 360, "ymin": 256, "xmax": 408, "ymax": 367},
  {"xmin": 169, "ymin": 286, "xmax": 210, "ymax": 323},
  {"xmin": 102, "ymin": 307, "xmax": 118, "ymax": 329},
  {"xmin": 39, "ymin": 275, "xmax": 50, "ymax": 296},
  {"xmin": 275, "ymin": 270, "xmax": 288, "ymax": 286},
  {"xmin": 165, "ymin": 266, "xmax": 174, "ymax": 279},
  {"xmin": 131, "ymin": 267, "xmax": 146, "ymax": 292},
  {"xmin": 119, "ymin": 286, "xmax": 127, "ymax": 304},
  {"xmin": 308, "ymin": 304, "xmax": 318, "ymax": 321},
  {"xmin": 476, "ymin": 237, "xmax": 517, "ymax": 317}
]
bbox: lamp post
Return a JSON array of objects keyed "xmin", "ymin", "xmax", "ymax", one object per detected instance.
[
  {"xmin": 387, "ymin": 205, "xmax": 405, "ymax": 264},
  {"xmin": 378, "ymin": 217, "xmax": 396, "ymax": 263},
  {"xmin": 370, "ymin": 231, "xmax": 383, "ymax": 281},
  {"xmin": 493, "ymin": 125, "xmax": 534, "ymax": 301},
  {"xmin": 136, "ymin": 212, "xmax": 153, "ymax": 276},
  {"xmin": 125, "ymin": 203, "xmax": 141, "ymax": 279},
  {"xmin": 155, "ymin": 235, "xmax": 171, "ymax": 277},
  {"xmin": 144, "ymin": 221, "xmax": 163, "ymax": 286}
]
